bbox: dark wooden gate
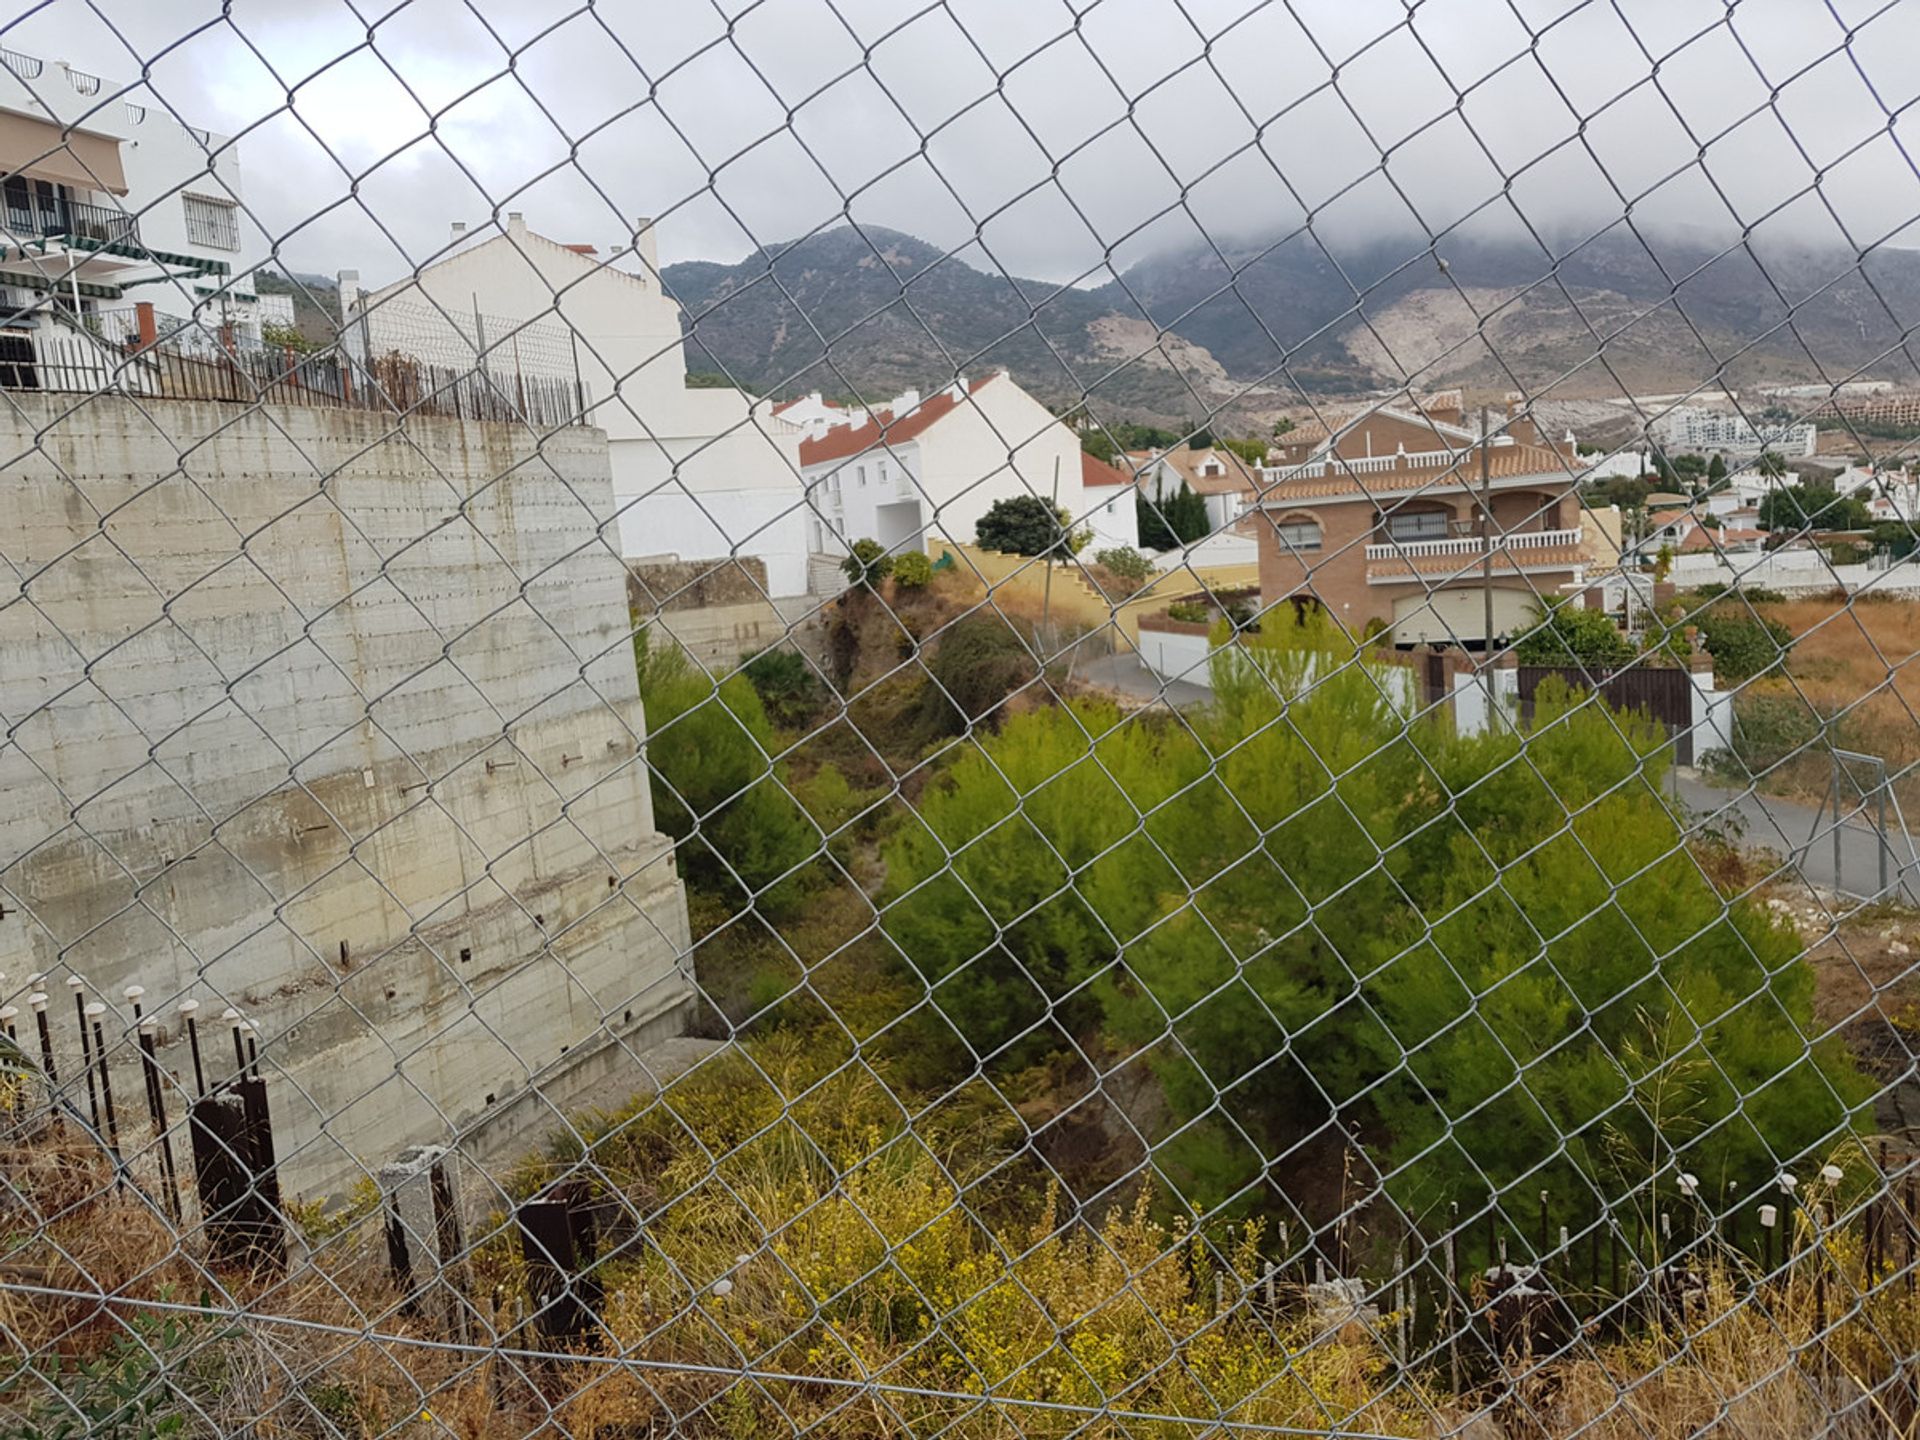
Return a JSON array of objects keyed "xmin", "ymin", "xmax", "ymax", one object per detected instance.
[
  {"xmin": 1517, "ymin": 664, "xmax": 1695, "ymax": 764},
  {"xmin": 188, "ymin": 1076, "xmax": 285, "ymax": 1269}
]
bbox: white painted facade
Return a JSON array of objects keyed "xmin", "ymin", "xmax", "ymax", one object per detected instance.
[
  {"xmin": 800, "ymin": 374, "xmax": 1095, "ymax": 559},
  {"xmin": 1654, "ymin": 405, "xmax": 1818, "ymax": 456},
  {"xmin": 1082, "ymin": 480, "xmax": 1139, "ymax": 553},
  {"xmin": 0, "ymin": 47, "xmax": 262, "ymax": 336},
  {"xmin": 348, "ymin": 215, "xmax": 813, "ymax": 596}
]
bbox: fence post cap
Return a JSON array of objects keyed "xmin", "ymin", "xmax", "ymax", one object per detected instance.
[
  {"xmin": 220, "ymin": 1007, "xmax": 241, "ymax": 1024},
  {"xmin": 83, "ymin": 1001, "xmax": 105, "ymax": 1018},
  {"xmin": 177, "ymin": 998, "xmax": 200, "ymax": 1015},
  {"xmin": 0, "ymin": 1006, "xmax": 16, "ymax": 1023},
  {"xmin": 122, "ymin": 984, "xmax": 145, "ymax": 1001},
  {"xmin": 65, "ymin": 976, "xmax": 85, "ymax": 991},
  {"xmin": 27, "ymin": 993, "xmax": 48, "ymax": 1011}
]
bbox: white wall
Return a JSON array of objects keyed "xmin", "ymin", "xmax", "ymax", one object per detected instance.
[
  {"xmin": 913, "ymin": 378, "xmax": 1091, "ymax": 549},
  {"xmin": 357, "ymin": 218, "xmax": 809, "ymax": 590},
  {"xmin": 1138, "ymin": 626, "xmax": 1215, "ymax": 690},
  {"xmin": 1084, "ymin": 487, "xmax": 1138, "ymax": 553},
  {"xmin": 0, "ymin": 394, "xmax": 692, "ymax": 1199}
]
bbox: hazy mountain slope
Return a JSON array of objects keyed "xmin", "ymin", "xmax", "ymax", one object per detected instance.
[{"xmin": 664, "ymin": 224, "xmax": 1920, "ymax": 421}]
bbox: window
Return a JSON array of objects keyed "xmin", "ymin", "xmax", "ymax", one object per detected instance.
[
  {"xmin": 878, "ymin": 463, "xmax": 888, "ymax": 482},
  {"xmin": 857, "ymin": 464, "xmax": 867, "ymax": 487},
  {"xmin": 1384, "ymin": 510, "xmax": 1449, "ymax": 542},
  {"xmin": 182, "ymin": 194, "xmax": 238, "ymax": 251},
  {"xmin": 1273, "ymin": 518, "xmax": 1321, "ymax": 552}
]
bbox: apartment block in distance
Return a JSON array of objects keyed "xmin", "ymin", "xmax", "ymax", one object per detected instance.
[{"xmin": 1258, "ymin": 395, "xmax": 1595, "ymax": 648}]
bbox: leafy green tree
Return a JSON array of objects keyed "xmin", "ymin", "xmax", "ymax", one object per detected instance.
[
  {"xmin": 1513, "ymin": 601, "xmax": 1636, "ymax": 669},
  {"xmin": 1080, "ymin": 430, "xmax": 1118, "ymax": 464},
  {"xmin": 1094, "ymin": 546, "xmax": 1153, "ymax": 581},
  {"xmin": 1707, "ymin": 453, "xmax": 1728, "ymax": 485},
  {"xmin": 976, "ymin": 495, "xmax": 1073, "ymax": 556},
  {"xmin": 880, "ymin": 612, "xmax": 1865, "ymax": 1241},
  {"xmin": 1218, "ymin": 436, "xmax": 1268, "ymax": 467},
  {"xmin": 1272, "ymin": 418, "xmax": 1296, "ymax": 438},
  {"xmin": 1757, "ymin": 483, "xmax": 1868, "ymax": 533}
]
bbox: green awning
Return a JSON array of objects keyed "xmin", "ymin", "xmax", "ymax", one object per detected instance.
[
  {"xmin": 0, "ymin": 269, "xmax": 123, "ymax": 300},
  {"xmin": 55, "ymin": 235, "xmax": 229, "ymax": 276}
]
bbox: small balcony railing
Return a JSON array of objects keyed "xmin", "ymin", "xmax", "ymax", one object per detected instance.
[
  {"xmin": 2, "ymin": 194, "xmax": 141, "ymax": 250},
  {"xmin": 1365, "ymin": 527, "xmax": 1585, "ymax": 562}
]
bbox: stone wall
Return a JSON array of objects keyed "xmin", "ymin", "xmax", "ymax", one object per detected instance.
[{"xmin": 0, "ymin": 395, "xmax": 691, "ymax": 1199}]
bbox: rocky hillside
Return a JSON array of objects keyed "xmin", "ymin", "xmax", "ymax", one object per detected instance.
[{"xmin": 665, "ymin": 224, "xmax": 1920, "ymax": 426}]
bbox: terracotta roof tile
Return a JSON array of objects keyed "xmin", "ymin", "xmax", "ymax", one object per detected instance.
[
  {"xmin": 797, "ymin": 376, "xmax": 996, "ymax": 466},
  {"xmin": 1081, "ymin": 452, "xmax": 1134, "ymax": 489}
]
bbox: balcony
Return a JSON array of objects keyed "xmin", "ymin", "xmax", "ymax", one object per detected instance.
[
  {"xmin": 2, "ymin": 194, "xmax": 141, "ymax": 251},
  {"xmin": 1365, "ymin": 526, "xmax": 1587, "ymax": 582}
]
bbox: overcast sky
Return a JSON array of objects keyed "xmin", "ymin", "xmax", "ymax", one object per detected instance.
[{"xmin": 7, "ymin": 0, "xmax": 1920, "ymax": 290}]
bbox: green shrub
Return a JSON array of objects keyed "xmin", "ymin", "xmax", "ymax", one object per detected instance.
[
  {"xmin": 841, "ymin": 538, "xmax": 893, "ymax": 588},
  {"xmin": 919, "ymin": 613, "xmax": 1039, "ymax": 732},
  {"xmin": 741, "ymin": 647, "xmax": 826, "ymax": 730},
  {"xmin": 636, "ymin": 633, "xmax": 819, "ymax": 911},
  {"xmin": 1094, "ymin": 546, "xmax": 1153, "ymax": 581},
  {"xmin": 1165, "ymin": 601, "xmax": 1211, "ymax": 624},
  {"xmin": 1696, "ymin": 607, "xmax": 1793, "ymax": 684},
  {"xmin": 1513, "ymin": 601, "xmax": 1635, "ymax": 668},
  {"xmin": 892, "ymin": 550, "xmax": 933, "ymax": 588}
]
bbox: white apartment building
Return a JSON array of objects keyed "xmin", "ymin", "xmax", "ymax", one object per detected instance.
[
  {"xmin": 797, "ymin": 372, "xmax": 1094, "ymax": 559},
  {"xmin": 0, "ymin": 48, "xmax": 262, "ymax": 345},
  {"xmin": 345, "ymin": 213, "xmax": 813, "ymax": 596},
  {"xmin": 1653, "ymin": 405, "xmax": 1817, "ymax": 456}
]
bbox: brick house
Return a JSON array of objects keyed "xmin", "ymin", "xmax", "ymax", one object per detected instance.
[{"xmin": 1255, "ymin": 398, "xmax": 1596, "ymax": 648}]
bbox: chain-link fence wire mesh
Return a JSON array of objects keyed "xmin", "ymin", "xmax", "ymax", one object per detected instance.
[{"xmin": 8, "ymin": 1, "xmax": 1920, "ymax": 1435}]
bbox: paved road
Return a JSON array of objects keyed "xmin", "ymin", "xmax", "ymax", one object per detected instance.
[
  {"xmin": 1671, "ymin": 771, "xmax": 1920, "ymax": 904},
  {"xmin": 1071, "ymin": 649, "xmax": 1211, "ymax": 709}
]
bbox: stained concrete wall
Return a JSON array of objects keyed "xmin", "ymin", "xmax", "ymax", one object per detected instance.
[{"xmin": 0, "ymin": 394, "xmax": 691, "ymax": 1200}]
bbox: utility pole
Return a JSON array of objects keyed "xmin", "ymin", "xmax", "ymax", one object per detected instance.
[
  {"xmin": 1480, "ymin": 403, "xmax": 1494, "ymax": 657},
  {"xmin": 1041, "ymin": 455, "xmax": 1060, "ymax": 658}
]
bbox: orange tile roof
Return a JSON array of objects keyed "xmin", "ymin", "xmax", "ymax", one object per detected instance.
[
  {"xmin": 797, "ymin": 377, "xmax": 996, "ymax": 466},
  {"xmin": 1081, "ymin": 452, "xmax": 1134, "ymax": 489}
]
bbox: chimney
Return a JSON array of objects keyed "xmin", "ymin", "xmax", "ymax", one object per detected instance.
[
  {"xmin": 891, "ymin": 387, "xmax": 921, "ymax": 414},
  {"xmin": 634, "ymin": 216, "xmax": 658, "ymax": 276},
  {"xmin": 1504, "ymin": 397, "xmax": 1539, "ymax": 446},
  {"xmin": 450, "ymin": 220, "xmax": 467, "ymax": 242},
  {"xmin": 506, "ymin": 211, "xmax": 526, "ymax": 239},
  {"xmin": 336, "ymin": 268, "xmax": 362, "ymax": 319}
]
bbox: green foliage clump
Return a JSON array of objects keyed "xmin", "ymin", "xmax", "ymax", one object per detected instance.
[
  {"xmin": 841, "ymin": 538, "xmax": 893, "ymax": 588},
  {"xmin": 1165, "ymin": 601, "xmax": 1211, "ymax": 624},
  {"xmin": 1513, "ymin": 601, "xmax": 1637, "ymax": 669},
  {"xmin": 880, "ymin": 609, "xmax": 1865, "ymax": 1245},
  {"xmin": 635, "ymin": 632, "xmax": 819, "ymax": 913},
  {"xmin": 892, "ymin": 550, "xmax": 933, "ymax": 588},
  {"xmin": 1, "ymin": 1307, "xmax": 230, "ymax": 1440},
  {"xmin": 741, "ymin": 647, "xmax": 827, "ymax": 730},
  {"xmin": 1758, "ymin": 483, "xmax": 1869, "ymax": 533},
  {"xmin": 1217, "ymin": 436, "xmax": 1268, "ymax": 467},
  {"xmin": 975, "ymin": 496, "xmax": 1073, "ymax": 556},
  {"xmin": 1138, "ymin": 481, "xmax": 1208, "ymax": 550},
  {"xmin": 1095, "ymin": 546, "xmax": 1153, "ymax": 582},
  {"xmin": 1695, "ymin": 607, "xmax": 1794, "ymax": 684},
  {"xmin": 919, "ymin": 613, "xmax": 1038, "ymax": 733}
]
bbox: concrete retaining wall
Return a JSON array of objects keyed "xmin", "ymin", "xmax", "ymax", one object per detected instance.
[{"xmin": 0, "ymin": 395, "xmax": 691, "ymax": 1199}]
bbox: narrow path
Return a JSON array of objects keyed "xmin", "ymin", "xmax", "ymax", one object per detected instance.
[{"xmin": 1671, "ymin": 770, "xmax": 1920, "ymax": 905}]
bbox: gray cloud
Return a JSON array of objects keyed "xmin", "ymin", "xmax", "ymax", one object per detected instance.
[{"xmin": 7, "ymin": 0, "xmax": 1919, "ymax": 290}]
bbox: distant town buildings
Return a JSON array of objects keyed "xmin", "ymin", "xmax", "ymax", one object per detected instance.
[{"xmin": 1652, "ymin": 405, "xmax": 1817, "ymax": 456}]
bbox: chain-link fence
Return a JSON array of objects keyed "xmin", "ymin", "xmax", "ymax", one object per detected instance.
[{"xmin": 6, "ymin": 2, "xmax": 1920, "ymax": 1436}]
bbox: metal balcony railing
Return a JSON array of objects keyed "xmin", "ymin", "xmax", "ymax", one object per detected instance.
[{"xmin": 1, "ymin": 194, "xmax": 141, "ymax": 250}]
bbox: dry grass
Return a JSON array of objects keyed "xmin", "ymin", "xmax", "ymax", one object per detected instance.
[{"xmin": 1738, "ymin": 594, "xmax": 1920, "ymax": 807}]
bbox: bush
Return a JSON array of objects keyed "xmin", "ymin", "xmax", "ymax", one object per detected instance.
[
  {"xmin": 841, "ymin": 538, "xmax": 893, "ymax": 588},
  {"xmin": 1094, "ymin": 546, "xmax": 1153, "ymax": 581},
  {"xmin": 1166, "ymin": 601, "xmax": 1211, "ymax": 624},
  {"xmin": 892, "ymin": 550, "xmax": 933, "ymax": 588},
  {"xmin": 919, "ymin": 613, "xmax": 1039, "ymax": 732},
  {"xmin": 1513, "ymin": 601, "xmax": 1635, "ymax": 668},
  {"xmin": 741, "ymin": 647, "xmax": 827, "ymax": 730},
  {"xmin": 976, "ymin": 496, "xmax": 1073, "ymax": 556},
  {"xmin": 1696, "ymin": 607, "xmax": 1793, "ymax": 684},
  {"xmin": 636, "ymin": 633, "xmax": 819, "ymax": 911}
]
